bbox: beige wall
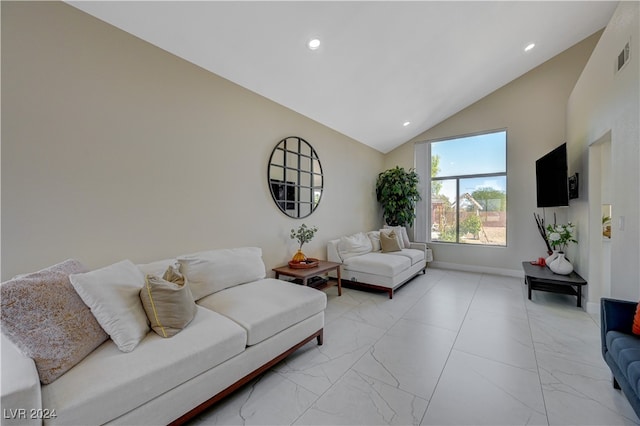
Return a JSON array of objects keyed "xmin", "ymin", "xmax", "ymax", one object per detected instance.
[
  {"xmin": 1, "ymin": 2, "xmax": 384, "ymax": 280},
  {"xmin": 385, "ymin": 31, "xmax": 602, "ymax": 274},
  {"xmin": 567, "ymin": 1, "xmax": 640, "ymax": 306}
]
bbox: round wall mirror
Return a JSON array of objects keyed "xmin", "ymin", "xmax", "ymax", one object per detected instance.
[{"xmin": 268, "ymin": 136, "xmax": 323, "ymax": 218}]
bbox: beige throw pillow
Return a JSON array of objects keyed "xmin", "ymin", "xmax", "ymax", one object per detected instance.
[
  {"xmin": 380, "ymin": 228, "xmax": 403, "ymax": 249},
  {"xmin": 1, "ymin": 259, "xmax": 108, "ymax": 384},
  {"xmin": 380, "ymin": 230, "xmax": 402, "ymax": 252},
  {"xmin": 140, "ymin": 266, "xmax": 197, "ymax": 338},
  {"xmin": 383, "ymin": 225, "xmax": 410, "ymax": 248}
]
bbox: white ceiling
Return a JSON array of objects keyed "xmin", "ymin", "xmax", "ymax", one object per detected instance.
[{"xmin": 67, "ymin": 1, "xmax": 617, "ymax": 153}]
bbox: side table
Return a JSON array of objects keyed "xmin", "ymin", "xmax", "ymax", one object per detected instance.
[
  {"xmin": 522, "ymin": 261, "xmax": 587, "ymax": 307},
  {"xmin": 273, "ymin": 260, "xmax": 342, "ymax": 296}
]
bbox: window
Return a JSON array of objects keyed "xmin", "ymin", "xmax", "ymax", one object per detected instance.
[{"xmin": 418, "ymin": 130, "xmax": 507, "ymax": 246}]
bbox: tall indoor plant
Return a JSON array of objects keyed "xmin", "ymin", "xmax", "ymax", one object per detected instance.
[{"xmin": 375, "ymin": 166, "xmax": 421, "ymax": 227}]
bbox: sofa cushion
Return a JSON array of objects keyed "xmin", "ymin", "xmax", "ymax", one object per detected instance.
[
  {"xmin": 606, "ymin": 330, "xmax": 640, "ymax": 394},
  {"xmin": 140, "ymin": 266, "xmax": 197, "ymax": 338},
  {"xmin": 392, "ymin": 248, "xmax": 425, "ymax": 266},
  {"xmin": 338, "ymin": 232, "xmax": 372, "ymax": 260},
  {"xmin": 70, "ymin": 260, "xmax": 150, "ymax": 353},
  {"xmin": 197, "ymin": 278, "xmax": 326, "ymax": 346},
  {"xmin": 41, "ymin": 306, "xmax": 247, "ymax": 426},
  {"xmin": 342, "ymin": 252, "xmax": 411, "ymax": 278},
  {"xmin": 178, "ymin": 247, "xmax": 266, "ymax": 300},
  {"xmin": 0, "ymin": 259, "xmax": 108, "ymax": 384}
]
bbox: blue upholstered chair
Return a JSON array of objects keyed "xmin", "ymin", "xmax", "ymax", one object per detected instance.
[{"xmin": 601, "ymin": 297, "xmax": 640, "ymax": 419}]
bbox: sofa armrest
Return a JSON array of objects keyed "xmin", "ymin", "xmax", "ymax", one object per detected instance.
[
  {"xmin": 601, "ymin": 298, "xmax": 637, "ymax": 356},
  {"xmin": 409, "ymin": 242, "xmax": 426, "ymax": 251},
  {"xmin": 1, "ymin": 334, "xmax": 42, "ymax": 426},
  {"xmin": 408, "ymin": 242, "xmax": 433, "ymax": 262},
  {"xmin": 327, "ymin": 239, "xmax": 342, "ymax": 264}
]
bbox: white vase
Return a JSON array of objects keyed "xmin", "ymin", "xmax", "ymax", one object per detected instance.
[
  {"xmin": 545, "ymin": 250, "xmax": 560, "ymax": 266},
  {"xmin": 549, "ymin": 252, "xmax": 573, "ymax": 275}
]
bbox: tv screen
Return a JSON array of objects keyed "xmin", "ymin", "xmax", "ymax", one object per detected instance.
[{"xmin": 536, "ymin": 143, "xmax": 569, "ymax": 208}]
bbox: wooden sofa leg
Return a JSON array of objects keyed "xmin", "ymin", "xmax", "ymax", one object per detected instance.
[
  {"xmin": 388, "ymin": 289, "xmax": 393, "ymax": 299},
  {"xmin": 317, "ymin": 330, "xmax": 324, "ymax": 346},
  {"xmin": 613, "ymin": 376, "xmax": 621, "ymax": 390}
]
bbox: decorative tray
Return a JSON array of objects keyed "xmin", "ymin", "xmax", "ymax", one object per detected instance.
[{"xmin": 288, "ymin": 258, "xmax": 319, "ymax": 269}]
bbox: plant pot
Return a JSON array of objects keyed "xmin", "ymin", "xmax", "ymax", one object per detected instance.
[
  {"xmin": 545, "ymin": 250, "xmax": 560, "ymax": 266},
  {"xmin": 549, "ymin": 252, "xmax": 573, "ymax": 275},
  {"xmin": 291, "ymin": 249, "xmax": 307, "ymax": 264}
]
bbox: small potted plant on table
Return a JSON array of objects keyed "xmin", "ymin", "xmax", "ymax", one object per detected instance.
[{"xmin": 289, "ymin": 224, "xmax": 318, "ymax": 267}]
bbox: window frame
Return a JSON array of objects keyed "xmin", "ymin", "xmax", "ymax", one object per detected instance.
[{"xmin": 422, "ymin": 128, "xmax": 508, "ymax": 246}]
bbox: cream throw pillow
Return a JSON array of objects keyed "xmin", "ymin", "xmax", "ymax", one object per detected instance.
[
  {"xmin": 70, "ymin": 260, "xmax": 149, "ymax": 353},
  {"xmin": 178, "ymin": 247, "xmax": 266, "ymax": 300},
  {"xmin": 0, "ymin": 259, "xmax": 108, "ymax": 384},
  {"xmin": 367, "ymin": 231, "xmax": 381, "ymax": 252},
  {"xmin": 136, "ymin": 258, "xmax": 179, "ymax": 277},
  {"xmin": 380, "ymin": 230, "xmax": 402, "ymax": 252},
  {"xmin": 337, "ymin": 232, "xmax": 373, "ymax": 260},
  {"xmin": 140, "ymin": 266, "xmax": 197, "ymax": 338}
]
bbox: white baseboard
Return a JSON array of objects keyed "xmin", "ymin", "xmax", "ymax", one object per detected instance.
[
  {"xmin": 430, "ymin": 262, "xmax": 599, "ymax": 315},
  {"xmin": 429, "ymin": 261, "xmax": 523, "ymax": 278},
  {"xmin": 585, "ymin": 301, "xmax": 600, "ymax": 315}
]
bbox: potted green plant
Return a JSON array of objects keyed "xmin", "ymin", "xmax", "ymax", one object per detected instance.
[
  {"xmin": 290, "ymin": 224, "xmax": 318, "ymax": 263},
  {"xmin": 375, "ymin": 166, "xmax": 421, "ymax": 227}
]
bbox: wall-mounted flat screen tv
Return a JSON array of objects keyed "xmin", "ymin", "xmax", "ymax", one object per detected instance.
[{"xmin": 536, "ymin": 143, "xmax": 569, "ymax": 208}]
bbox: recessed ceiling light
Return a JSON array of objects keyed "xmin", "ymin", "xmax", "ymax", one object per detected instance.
[
  {"xmin": 524, "ymin": 43, "xmax": 536, "ymax": 52},
  {"xmin": 308, "ymin": 39, "xmax": 321, "ymax": 50},
  {"xmin": 403, "ymin": 121, "xmax": 411, "ymax": 127}
]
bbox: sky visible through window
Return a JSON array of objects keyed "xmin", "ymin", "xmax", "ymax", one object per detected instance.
[{"xmin": 432, "ymin": 131, "xmax": 506, "ymax": 202}]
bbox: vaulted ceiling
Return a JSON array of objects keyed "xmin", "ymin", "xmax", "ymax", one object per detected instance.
[{"xmin": 67, "ymin": 1, "xmax": 617, "ymax": 153}]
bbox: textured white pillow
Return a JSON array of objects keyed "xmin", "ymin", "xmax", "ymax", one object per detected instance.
[
  {"xmin": 69, "ymin": 260, "xmax": 149, "ymax": 353},
  {"xmin": 367, "ymin": 231, "xmax": 381, "ymax": 252},
  {"xmin": 338, "ymin": 232, "xmax": 373, "ymax": 260},
  {"xmin": 178, "ymin": 247, "xmax": 266, "ymax": 300},
  {"xmin": 0, "ymin": 259, "xmax": 108, "ymax": 384}
]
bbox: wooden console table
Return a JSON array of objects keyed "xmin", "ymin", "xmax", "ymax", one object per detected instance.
[
  {"xmin": 522, "ymin": 261, "xmax": 587, "ymax": 307},
  {"xmin": 273, "ymin": 260, "xmax": 342, "ymax": 296}
]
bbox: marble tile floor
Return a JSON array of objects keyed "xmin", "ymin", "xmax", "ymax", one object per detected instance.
[{"xmin": 188, "ymin": 268, "xmax": 638, "ymax": 425}]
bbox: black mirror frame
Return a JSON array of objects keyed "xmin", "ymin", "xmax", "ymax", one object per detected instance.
[{"xmin": 268, "ymin": 136, "xmax": 323, "ymax": 219}]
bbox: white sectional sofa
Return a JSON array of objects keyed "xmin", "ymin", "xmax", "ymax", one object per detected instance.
[
  {"xmin": 327, "ymin": 228, "xmax": 432, "ymax": 298},
  {"xmin": 1, "ymin": 248, "xmax": 326, "ymax": 426}
]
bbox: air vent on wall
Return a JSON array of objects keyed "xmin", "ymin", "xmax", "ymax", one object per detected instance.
[{"xmin": 616, "ymin": 41, "xmax": 630, "ymax": 73}]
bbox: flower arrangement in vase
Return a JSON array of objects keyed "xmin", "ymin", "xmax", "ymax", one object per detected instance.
[
  {"xmin": 289, "ymin": 224, "xmax": 318, "ymax": 264},
  {"xmin": 545, "ymin": 222, "xmax": 577, "ymax": 274}
]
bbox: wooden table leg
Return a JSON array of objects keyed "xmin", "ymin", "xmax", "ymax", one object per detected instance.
[
  {"xmin": 337, "ymin": 267, "xmax": 342, "ymax": 296},
  {"xmin": 577, "ymin": 285, "xmax": 582, "ymax": 308}
]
